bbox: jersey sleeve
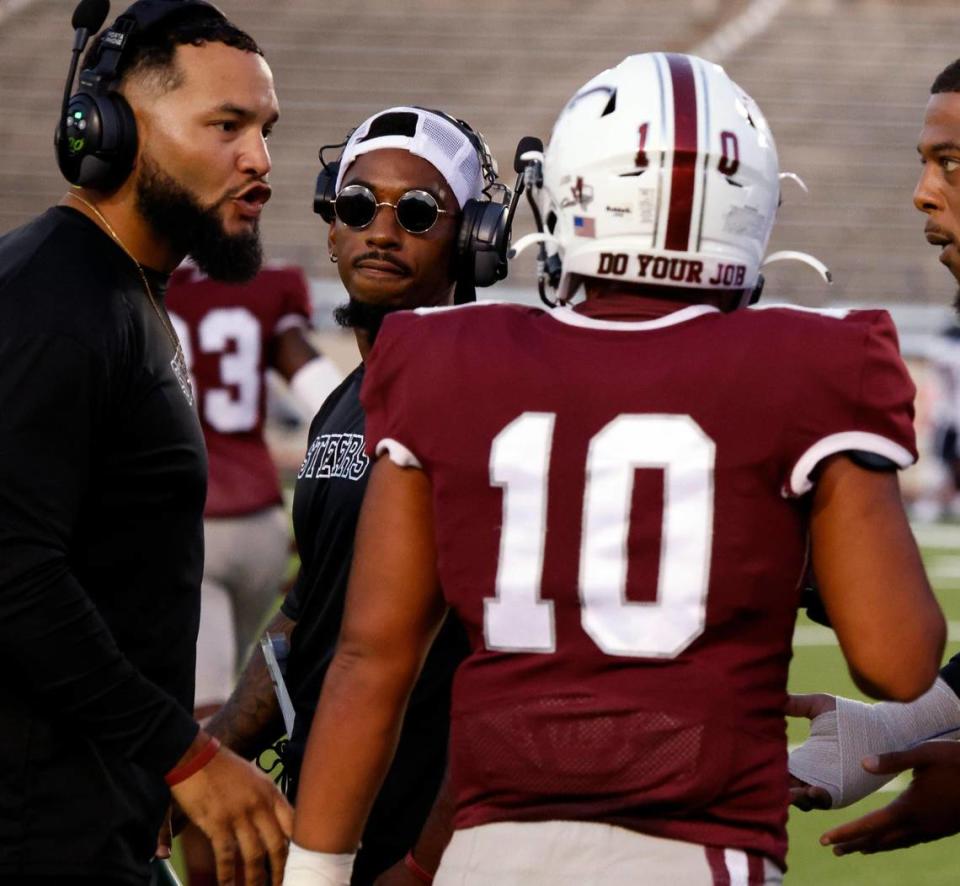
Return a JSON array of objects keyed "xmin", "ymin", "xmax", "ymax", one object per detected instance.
[
  {"xmin": 361, "ymin": 312, "xmax": 426, "ymax": 469},
  {"xmin": 274, "ymin": 267, "xmax": 313, "ymax": 336},
  {"xmin": 0, "ymin": 333, "xmax": 198, "ymax": 772},
  {"xmin": 784, "ymin": 310, "xmax": 917, "ymax": 496}
]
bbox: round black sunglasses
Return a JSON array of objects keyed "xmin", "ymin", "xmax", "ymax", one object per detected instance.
[{"xmin": 334, "ymin": 184, "xmax": 451, "ymax": 234}]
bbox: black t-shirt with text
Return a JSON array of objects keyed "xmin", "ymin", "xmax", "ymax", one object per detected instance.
[{"xmin": 282, "ymin": 364, "xmax": 467, "ymax": 883}]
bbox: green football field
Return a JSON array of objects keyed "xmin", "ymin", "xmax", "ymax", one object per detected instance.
[{"xmin": 785, "ymin": 521, "xmax": 960, "ymax": 885}]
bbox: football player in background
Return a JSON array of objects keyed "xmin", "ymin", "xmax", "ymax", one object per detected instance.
[
  {"xmin": 166, "ymin": 261, "xmax": 342, "ymax": 885},
  {"xmin": 203, "ymin": 106, "xmax": 518, "ymax": 883},
  {"xmin": 167, "ymin": 261, "xmax": 340, "ymax": 724},
  {"xmin": 284, "ymin": 54, "xmax": 945, "ymax": 885},
  {"xmin": 788, "ymin": 57, "xmax": 960, "ymax": 857}
]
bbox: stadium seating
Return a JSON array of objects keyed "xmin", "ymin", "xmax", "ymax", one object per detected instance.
[{"xmin": 0, "ymin": 0, "xmax": 956, "ymax": 311}]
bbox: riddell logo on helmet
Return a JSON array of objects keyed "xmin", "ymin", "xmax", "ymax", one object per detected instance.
[{"xmin": 597, "ymin": 253, "xmax": 747, "ymax": 287}]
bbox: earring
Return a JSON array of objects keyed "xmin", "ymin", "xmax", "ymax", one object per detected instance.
[{"xmin": 329, "ymin": 254, "xmax": 338, "ymax": 263}]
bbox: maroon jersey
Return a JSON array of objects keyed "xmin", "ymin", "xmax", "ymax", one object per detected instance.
[
  {"xmin": 167, "ymin": 263, "xmax": 312, "ymax": 517},
  {"xmin": 361, "ymin": 298, "xmax": 917, "ymax": 868}
]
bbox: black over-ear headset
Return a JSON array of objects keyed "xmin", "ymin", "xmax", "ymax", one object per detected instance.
[
  {"xmin": 56, "ymin": 0, "xmax": 224, "ymax": 191},
  {"xmin": 313, "ymin": 109, "xmax": 528, "ymax": 301}
]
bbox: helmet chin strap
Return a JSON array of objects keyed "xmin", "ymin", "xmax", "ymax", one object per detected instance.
[
  {"xmin": 739, "ymin": 251, "xmax": 830, "ymax": 311},
  {"xmin": 507, "ymin": 159, "xmax": 570, "ymax": 307},
  {"xmin": 761, "ymin": 250, "xmax": 833, "ymax": 284},
  {"xmin": 507, "ymin": 231, "xmax": 555, "ymax": 259},
  {"xmin": 751, "ymin": 173, "xmax": 830, "ymax": 292},
  {"xmin": 779, "ymin": 171, "xmax": 809, "ymax": 193},
  {"xmin": 508, "ymin": 232, "xmax": 564, "ymax": 307}
]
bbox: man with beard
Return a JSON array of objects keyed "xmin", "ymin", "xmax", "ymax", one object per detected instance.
[
  {"xmin": 787, "ymin": 57, "xmax": 960, "ymax": 857},
  {"xmin": 0, "ymin": 2, "xmax": 291, "ymax": 884},
  {"xmin": 204, "ymin": 106, "xmax": 503, "ymax": 884}
]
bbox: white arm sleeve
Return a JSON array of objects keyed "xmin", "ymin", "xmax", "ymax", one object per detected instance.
[
  {"xmin": 289, "ymin": 356, "xmax": 344, "ymax": 416},
  {"xmin": 283, "ymin": 843, "xmax": 355, "ymax": 886},
  {"xmin": 788, "ymin": 677, "xmax": 960, "ymax": 808}
]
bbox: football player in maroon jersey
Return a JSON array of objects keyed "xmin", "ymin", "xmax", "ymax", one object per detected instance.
[
  {"xmin": 167, "ymin": 262, "xmax": 340, "ymax": 722},
  {"xmin": 788, "ymin": 58, "xmax": 960, "ymax": 858},
  {"xmin": 165, "ymin": 261, "xmax": 341, "ymax": 886},
  {"xmin": 285, "ymin": 55, "xmax": 945, "ymax": 885}
]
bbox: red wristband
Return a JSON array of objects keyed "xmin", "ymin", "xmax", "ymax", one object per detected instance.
[
  {"xmin": 403, "ymin": 850, "xmax": 433, "ymax": 884},
  {"xmin": 164, "ymin": 736, "xmax": 221, "ymax": 786}
]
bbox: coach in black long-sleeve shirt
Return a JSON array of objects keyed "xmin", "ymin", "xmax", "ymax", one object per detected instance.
[
  {"xmin": 0, "ymin": 207, "xmax": 205, "ymax": 879},
  {"xmin": 0, "ymin": 4, "xmax": 292, "ymax": 883}
]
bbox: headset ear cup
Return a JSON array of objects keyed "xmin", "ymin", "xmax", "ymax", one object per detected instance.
[
  {"xmin": 57, "ymin": 92, "xmax": 102, "ymax": 185},
  {"xmin": 313, "ymin": 160, "xmax": 339, "ymax": 222},
  {"xmin": 458, "ymin": 199, "xmax": 509, "ymax": 288},
  {"xmin": 57, "ymin": 91, "xmax": 138, "ymax": 190},
  {"xmin": 96, "ymin": 92, "xmax": 138, "ymax": 190}
]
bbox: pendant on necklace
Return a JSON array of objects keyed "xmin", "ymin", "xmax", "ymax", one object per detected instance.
[{"xmin": 170, "ymin": 349, "xmax": 195, "ymax": 407}]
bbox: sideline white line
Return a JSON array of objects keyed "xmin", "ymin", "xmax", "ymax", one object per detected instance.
[{"xmin": 690, "ymin": 0, "xmax": 790, "ymax": 63}]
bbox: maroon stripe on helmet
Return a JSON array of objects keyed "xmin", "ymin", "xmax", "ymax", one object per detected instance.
[
  {"xmin": 705, "ymin": 847, "xmax": 730, "ymax": 885},
  {"xmin": 665, "ymin": 53, "xmax": 698, "ymax": 252}
]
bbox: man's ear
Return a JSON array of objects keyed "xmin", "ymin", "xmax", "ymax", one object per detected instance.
[{"xmin": 328, "ymin": 222, "xmax": 338, "ymax": 259}]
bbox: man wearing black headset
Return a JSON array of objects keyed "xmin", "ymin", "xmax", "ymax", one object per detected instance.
[
  {"xmin": 0, "ymin": 2, "xmax": 291, "ymax": 884},
  {"xmin": 204, "ymin": 107, "xmax": 505, "ymax": 884}
]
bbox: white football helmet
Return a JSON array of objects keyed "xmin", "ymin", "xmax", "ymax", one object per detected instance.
[{"xmin": 520, "ymin": 53, "xmax": 782, "ymax": 305}]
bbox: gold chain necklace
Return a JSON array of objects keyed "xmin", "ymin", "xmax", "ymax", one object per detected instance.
[{"xmin": 65, "ymin": 191, "xmax": 195, "ymax": 406}]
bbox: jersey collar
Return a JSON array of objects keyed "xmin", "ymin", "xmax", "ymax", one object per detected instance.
[{"xmin": 548, "ymin": 302, "xmax": 720, "ymax": 331}]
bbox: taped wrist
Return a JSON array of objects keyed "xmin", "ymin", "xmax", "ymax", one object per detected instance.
[
  {"xmin": 289, "ymin": 356, "xmax": 343, "ymax": 415},
  {"xmin": 283, "ymin": 842, "xmax": 355, "ymax": 886},
  {"xmin": 789, "ymin": 678, "xmax": 960, "ymax": 808}
]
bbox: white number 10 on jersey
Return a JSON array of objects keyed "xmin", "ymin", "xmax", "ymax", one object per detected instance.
[{"xmin": 485, "ymin": 413, "xmax": 715, "ymax": 659}]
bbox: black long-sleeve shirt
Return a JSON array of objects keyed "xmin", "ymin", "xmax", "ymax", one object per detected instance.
[{"xmin": 0, "ymin": 207, "xmax": 205, "ymax": 883}]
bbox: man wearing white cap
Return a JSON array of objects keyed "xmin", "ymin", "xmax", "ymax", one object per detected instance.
[{"xmin": 204, "ymin": 105, "xmax": 506, "ymax": 884}]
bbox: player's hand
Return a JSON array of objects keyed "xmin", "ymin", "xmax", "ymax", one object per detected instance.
[
  {"xmin": 820, "ymin": 740, "xmax": 960, "ymax": 855},
  {"xmin": 171, "ymin": 743, "xmax": 294, "ymax": 885},
  {"xmin": 786, "ymin": 693, "xmax": 836, "ymax": 810},
  {"xmin": 373, "ymin": 860, "xmax": 428, "ymax": 885}
]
